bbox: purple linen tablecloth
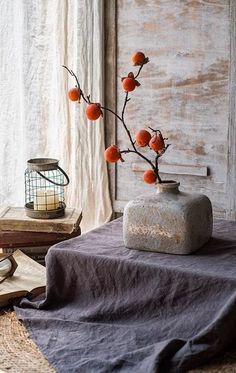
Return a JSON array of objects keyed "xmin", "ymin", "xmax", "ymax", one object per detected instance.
[{"xmin": 15, "ymin": 217, "xmax": 236, "ymax": 373}]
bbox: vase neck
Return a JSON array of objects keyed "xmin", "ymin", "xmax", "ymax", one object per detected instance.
[{"xmin": 156, "ymin": 181, "xmax": 180, "ymax": 194}]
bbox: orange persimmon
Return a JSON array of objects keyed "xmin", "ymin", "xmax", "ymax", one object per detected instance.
[
  {"xmin": 135, "ymin": 129, "xmax": 151, "ymax": 147},
  {"xmin": 85, "ymin": 103, "xmax": 103, "ymax": 121},
  {"xmin": 121, "ymin": 72, "xmax": 140, "ymax": 92},
  {"xmin": 68, "ymin": 87, "xmax": 81, "ymax": 102},
  {"xmin": 122, "ymin": 77, "xmax": 136, "ymax": 92},
  {"xmin": 104, "ymin": 145, "xmax": 121, "ymax": 163},
  {"xmin": 149, "ymin": 133, "xmax": 165, "ymax": 152},
  {"xmin": 143, "ymin": 170, "xmax": 157, "ymax": 184},
  {"xmin": 131, "ymin": 51, "xmax": 149, "ymax": 66}
]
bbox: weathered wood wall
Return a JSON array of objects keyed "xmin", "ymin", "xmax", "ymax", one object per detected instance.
[{"xmin": 105, "ymin": 0, "xmax": 236, "ymax": 219}]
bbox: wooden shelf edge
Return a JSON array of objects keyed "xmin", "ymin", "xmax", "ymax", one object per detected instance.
[{"xmin": 131, "ymin": 162, "xmax": 208, "ymax": 177}]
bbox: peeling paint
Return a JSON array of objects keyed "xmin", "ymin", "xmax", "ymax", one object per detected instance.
[{"xmin": 116, "ymin": 0, "xmax": 230, "ymax": 218}]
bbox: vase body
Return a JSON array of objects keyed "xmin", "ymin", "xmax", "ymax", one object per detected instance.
[{"xmin": 123, "ymin": 181, "xmax": 213, "ymax": 255}]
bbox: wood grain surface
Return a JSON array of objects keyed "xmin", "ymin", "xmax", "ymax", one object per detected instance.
[{"xmin": 106, "ymin": 0, "xmax": 233, "ymax": 218}]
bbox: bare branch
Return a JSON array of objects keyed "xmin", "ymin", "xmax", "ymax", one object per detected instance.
[{"xmin": 63, "ymin": 62, "xmax": 169, "ymax": 183}]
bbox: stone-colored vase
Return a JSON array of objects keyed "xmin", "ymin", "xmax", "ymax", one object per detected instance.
[{"xmin": 123, "ymin": 181, "xmax": 213, "ymax": 255}]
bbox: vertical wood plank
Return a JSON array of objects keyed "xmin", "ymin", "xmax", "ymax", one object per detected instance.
[
  {"xmin": 227, "ymin": 0, "xmax": 236, "ymax": 220},
  {"xmin": 104, "ymin": 0, "xmax": 117, "ymax": 216}
]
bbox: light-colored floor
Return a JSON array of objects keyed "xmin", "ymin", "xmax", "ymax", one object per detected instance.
[{"xmin": 0, "ymin": 311, "xmax": 55, "ymax": 373}]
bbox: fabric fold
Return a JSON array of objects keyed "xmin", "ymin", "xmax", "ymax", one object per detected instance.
[{"xmin": 15, "ymin": 218, "xmax": 236, "ymax": 372}]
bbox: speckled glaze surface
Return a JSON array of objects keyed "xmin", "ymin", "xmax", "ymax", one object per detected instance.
[{"xmin": 123, "ymin": 181, "xmax": 213, "ymax": 254}]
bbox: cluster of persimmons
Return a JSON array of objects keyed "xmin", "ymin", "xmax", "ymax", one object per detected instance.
[{"xmin": 67, "ymin": 51, "xmax": 167, "ymax": 184}]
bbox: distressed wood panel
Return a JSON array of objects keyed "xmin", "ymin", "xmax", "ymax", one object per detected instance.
[{"xmin": 114, "ymin": 0, "xmax": 230, "ymax": 218}]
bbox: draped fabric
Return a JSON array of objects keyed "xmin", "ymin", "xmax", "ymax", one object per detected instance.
[
  {"xmin": 15, "ymin": 218, "xmax": 236, "ymax": 372},
  {"xmin": 0, "ymin": 0, "xmax": 112, "ymax": 232}
]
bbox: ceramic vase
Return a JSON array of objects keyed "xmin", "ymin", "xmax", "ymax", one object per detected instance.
[{"xmin": 123, "ymin": 181, "xmax": 213, "ymax": 255}]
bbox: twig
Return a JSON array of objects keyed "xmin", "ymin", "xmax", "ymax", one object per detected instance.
[
  {"xmin": 62, "ymin": 65, "xmax": 90, "ymax": 104},
  {"xmin": 120, "ymin": 149, "xmax": 156, "ymax": 170},
  {"xmin": 63, "ymin": 62, "xmax": 169, "ymax": 183}
]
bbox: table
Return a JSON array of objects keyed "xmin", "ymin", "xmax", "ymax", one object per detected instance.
[{"xmin": 15, "ymin": 217, "xmax": 236, "ymax": 373}]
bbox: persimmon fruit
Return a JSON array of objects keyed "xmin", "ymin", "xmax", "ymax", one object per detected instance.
[
  {"xmin": 149, "ymin": 133, "xmax": 165, "ymax": 152},
  {"xmin": 85, "ymin": 103, "xmax": 103, "ymax": 121},
  {"xmin": 68, "ymin": 87, "xmax": 80, "ymax": 102},
  {"xmin": 131, "ymin": 51, "xmax": 149, "ymax": 66},
  {"xmin": 104, "ymin": 145, "xmax": 121, "ymax": 163},
  {"xmin": 131, "ymin": 51, "xmax": 145, "ymax": 66},
  {"xmin": 143, "ymin": 170, "xmax": 157, "ymax": 184},
  {"xmin": 122, "ymin": 77, "xmax": 136, "ymax": 92},
  {"xmin": 135, "ymin": 129, "xmax": 151, "ymax": 147}
]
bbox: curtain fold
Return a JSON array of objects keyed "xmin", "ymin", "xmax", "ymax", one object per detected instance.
[{"xmin": 0, "ymin": 0, "xmax": 112, "ymax": 232}]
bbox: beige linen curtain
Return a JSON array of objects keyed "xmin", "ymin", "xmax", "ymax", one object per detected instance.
[{"xmin": 0, "ymin": 0, "xmax": 112, "ymax": 232}]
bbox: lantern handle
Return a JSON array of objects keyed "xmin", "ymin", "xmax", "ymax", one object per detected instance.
[
  {"xmin": 36, "ymin": 166, "xmax": 70, "ymax": 187},
  {"xmin": 0, "ymin": 254, "xmax": 18, "ymax": 284}
]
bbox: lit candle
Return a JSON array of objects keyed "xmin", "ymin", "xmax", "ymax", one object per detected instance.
[{"xmin": 34, "ymin": 190, "xmax": 59, "ymax": 211}]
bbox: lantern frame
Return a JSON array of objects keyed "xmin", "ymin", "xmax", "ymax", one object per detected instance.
[{"xmin": 24, "ymin": 158, "xmax": 70, "ymax": 219}]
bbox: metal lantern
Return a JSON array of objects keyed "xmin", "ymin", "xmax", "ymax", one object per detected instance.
[{"xmin": 25, "ymin": 158, "xmax": 70, "ymax": 219}]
